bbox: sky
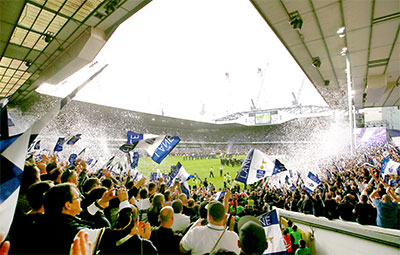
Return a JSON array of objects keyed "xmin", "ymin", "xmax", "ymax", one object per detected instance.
[{"xmin": 36, "ymin": 0, "xmax": 327, "ymax": 122}]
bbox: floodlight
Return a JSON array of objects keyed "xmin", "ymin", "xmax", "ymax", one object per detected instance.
[
  {"xmin": 312, "ymin": 57, "xmax": 321, "ymax": 68},
  {"xmin": 289, "ymin": 11, "xmax": 303, "ymax": 30}
]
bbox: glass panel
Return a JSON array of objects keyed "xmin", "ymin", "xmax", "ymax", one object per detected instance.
[
  {"xmin": 32, "ymin": 9, "xmax": 55, "ymax": 33},
  {"xmin": 18, "ymin": 4, "xmax": 41, "ymax": 28},
  {"xmin": 10, "ymin": 27, "xmax": 28, "ymax": 45}
]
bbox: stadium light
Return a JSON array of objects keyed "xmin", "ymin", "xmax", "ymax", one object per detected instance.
[
  {"xmin": 312, "ymin": 57, "xmax": 321, "ymax": 68},
  {"xmin": 289, "ymin": 11, "xmax": 303, "ymax": 30},
  {"xmin": 337, "ymin": 27, "xmax": 345, "ymax": 37}
]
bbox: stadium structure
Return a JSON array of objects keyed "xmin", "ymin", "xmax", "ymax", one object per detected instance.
[{"xmin": 1, "ymin": 1, "xmax": 400, "ymax": 254}]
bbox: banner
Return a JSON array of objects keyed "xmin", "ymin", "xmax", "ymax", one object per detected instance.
[
  {"xmin": 258, "ymin": 210, "xmax": 287, "ymax": 255},
  {"xmin": 235, "ymin": 149, "xmax": 287, "ymax": 184},
  {"xmin": 128, "ymin": 132, "xmax": 180, "ymax": 164},
  {"xmin": 53, "ymin": 137, "xmax": 65, "ymax": 152},
  {"xmin": 304, "ymin": 172, "xmax": 321, "ymax": 193},
  {"xmin": 381, "ymin": 158, "xmax": 400, "ymax": 176},
  {"xmin": 168, "ymin": 162, "xmax": 193, "ymax": 187},
  {"xmin": 67, "ymin": 134, "xmax": 81, "ymax": 145}
]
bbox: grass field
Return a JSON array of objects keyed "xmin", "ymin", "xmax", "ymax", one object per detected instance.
[{"xmin": 137, "ymin": 156, "xmax": 245, "ymax": 189}]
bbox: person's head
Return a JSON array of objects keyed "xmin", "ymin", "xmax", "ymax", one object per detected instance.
[
  {"xmin": 237, "ymin": 216, "xmax": 267, "ymax": 255},
  {"xmin": 114, "ymin": 205, "xmax": 139, "ymax": 234},
  {"xmin": 207, "ymin": 201, "xmax": 225, "ymax": 224},
  {"xmin": 171, "ymin": 199, "xmax": 183, "ymax": 213},
  {"xmin": 188, "ymin": 198, "xmax": 195, "ymax": 207},
  {"xmin": 160, "ymin": 206, "xmax": 174, "ymax": 228},
  {"xmin": 299, "ymin": 239, "xmax": 306, "ymax": 248},
  {"xmin": 283, "ymin": 229, "xmax": 288, "ymax": 236},
  {"xmin": 287, "ymin": 220, "xmax": 293, "ymax": 228},
  {"xmin": 179, "ymin": 193, "xmax": 188, "ymax": 205},
  {"xmin": 46, "ymin": 162, "xmax": 57, "ymax": 173},
  {"xmin": 199, "ymin": 201, "xmax": 209, "ymax": 219},
  {"xmin": 26, "ymin": 181, "xmax": 53, "ymax": 212},
  {"xmin": 102, "ymin": 178, "xmax": 114, "ymax": 189},
  {"xmin": 360, "ymin": 194, "xmax": 368, "ymax": 203},
  {"xmin": 20, "ymin": 165, "xmax": 40, "ymax": 194},
  {"xmin": 293, "ymin": 225, "xmax": 298, "ymax": 231},
  {"xmin": 148, "ymin": 182, "xmax": 157, "ymax": 195},
  {"xmin": 44, "ymin": 183, "xmax": 82, "ymax": 216},
  {"xmin": 61, "ymin": 169, "xmax": 78, "ymax": 185},
  {"xmin": 82, "ymin": 177, "xmax": 100, "ymax": 195},
  {"xmin": 164, "ymin": 190, "xmax": 171, "ymax": 202},
  {"xmin": 149, "ymin": 193, "xmax": 164, "ymax": 212},
  {"xmin": 49, "ymin": 168, "xmax": 63, "ymax": 183},
  {"xmin": 382, "ymin": 194, "xmax": 392, "ymax": 203},
  {"xmin": 139, "ymin": 188, "xmax": 148, "ymax": 199}
]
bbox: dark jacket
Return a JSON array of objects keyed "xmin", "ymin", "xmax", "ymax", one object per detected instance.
[
  {"xmin": 150, "ymin": 226, "xmax": 182, "ymax": 254},
  {"xmin": 99, "ymin": 232, "xmax": 158, "ymax": 255}
]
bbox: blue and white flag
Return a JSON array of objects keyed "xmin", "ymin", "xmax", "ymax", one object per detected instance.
[
  {"xmin": 304, "ymin": 172, "xmax": 322, "ymax": 193},
  {"xmin": 86, "ymin": 158, "xmax": 94, "ymax": 165},
  {"xmin": 180, "ymin": 181, "xmax": 191, "ymax": 198},
  {"xmin": 127, "ymin": 132, "xmax": 180, "ymax": 164},
  {"xmin": 168, "ymin": 162, "xmax": 193, "ymax": 187},
  {"xmin": 53, "ymin": 137, "xmax": 65, "ymax": 152},
  {"xmin": 212, "ymin": 190, "xmax": 226, "ymax": 201},
  {"xmin": 380, "ymin": 158, "xmax": 400, "ymax": 176},
  {"xmin": 0, "ymin": 64, "xmax": 108, "ymax": 237},
  {"xmin": 326, "ymin": 169, "xmax": 332, "ymax": 180},
  {"xmin": 127, "ymin": 131, "xmax": 144, "ymax": 144},
  {"xmin": 235, "ymin": 149, "xmax": 287, "ymax": 184},
  {"xmin": 194, "ymin": 173, "xmax": 203, "ymax": 184},
  {"xmin": 104, "ymin": 156, "xmax": 115, "ymax": 170},
  {"xmin": 69, "ymin": 153, "xmax": 78, "ymax": 166},
  {"xmin": 290, "ymin": 184, "xmax": 296, "ymax": 191},
  {"xmin": 390, "ymin": 179, "xmax": 400, "ymax": 187},
  {"xmin": 67, "ymin": 134, "xmax": 81, "ymax": 145},
  {"xmin": 258, "ymin": 210, "xmax": 287, "ymax": 255},
  {"xmin": 131, "ymin": 152, "xmax": 139, "ymax": 169}
]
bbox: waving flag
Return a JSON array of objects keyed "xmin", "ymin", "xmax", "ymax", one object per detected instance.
[
  {"xmin": 304, "ymin": 172, "xmax": 321, "ymax": 193},
  {"xmin": 131, "ymin": 152, "xmax": 139, "ymax": 169},
  {"xmin": 212, "ymin": 190, "xmax": 226, "ymax": 201},
  {"xmin": 381, "ymin": 158, "xmax": 400, "ymax": 176},
  {"xmin": 78, "ymin": 148, "xmax": 86, "ymax": 157},
  {"xmin": 67, "ymin": 134, "xmax": 81, "ymax": 145},
  {"xmin": 168, "ymin": 162, "xmax": 193, "ymax": 187},
  {"xmin": 258, "ymin": 210, "xmax": 287, "ymax": 255},
  {"xmin": 127, "ymin": 132, "xmax": 180, "ymax": 164},
  {"xmin": 0, "ymin": 64, "xmax": 108, "ymax": 237},
  {"xmin": 53, "ymin": 137, "xmax": 65, "ymax": 152},
  {"xmin": 235, "ymin": 149, "xmax": 287, "ymax": 184}
]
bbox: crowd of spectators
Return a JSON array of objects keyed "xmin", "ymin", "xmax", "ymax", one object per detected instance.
[{"xmin": 2, "ymin": 141, "xmax": 399, "ymax": 254}]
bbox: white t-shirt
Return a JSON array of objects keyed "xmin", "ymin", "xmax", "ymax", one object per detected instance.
[
  {"xmin": 171, "ymin": 213, "xmax": 190, "ymax": 233},
  {"xmin": 181, "ymin": 223, "xmax": 240, "ymax": 255},
  {"xmin": 136, "ymin": 198, "xmax": 151, "ymax": 211}
]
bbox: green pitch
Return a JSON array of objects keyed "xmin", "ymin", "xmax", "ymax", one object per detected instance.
[{"xmin": 137, "ymin": 155, "xmax": 245, "ymax": 189}]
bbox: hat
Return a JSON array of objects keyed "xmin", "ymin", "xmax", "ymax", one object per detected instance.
[{"xmin": 238, "ymin": 216, "xmax": 267, "ymax": 255}]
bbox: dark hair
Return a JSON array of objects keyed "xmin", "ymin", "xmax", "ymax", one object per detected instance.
[
  {"xmin": 46, "ymin": 162, "xmax": 57, "ymax": 173},
  {"xmin": 82, "ymin": 177, "xmax": 100, "ymax": 194},
  {"xmin": 148, "ymin": 182, "xmax": 156, "ymax": 193},
  {"xmin": 102, "ymin": 178, "xmax": 114, "ymax": 189},
  {"xmin": 44, "ymin": 183, "xmax": 75, "ymax": 215},
  {"xmin": 360, "ymin": 194, "xmax": 368, "ymax": 203},
  {"xmin": 26, "ymin": 181, "xmax": 52, "ymax": 211},
  {"xmin": 20, "ymin": 165, "xmax": 40, "ymax": 194},
  {"xmin": 139, "ymin": 188, "xmax": 148, "ymax": 199},
  {"xmin": 293, "ymin": 225, "xmax": 298, "ymax": 231},
  {"xmin": 172, "ymin": 199, "xmax": 183, "ymax": 213},
  {"xmin": 61, "ymin": 169, "xmax": 75, "ymax": 183},
  {"xmin": 299, "ymin": 239, "xmax": 306, "ymax": 248},
  {"xmin": 208, "ymin": 202, "xmax": 225, "ymax": 222},
  {"xmin": 287, "ymin": 220, "xmax": 293, "ymax": 227}
]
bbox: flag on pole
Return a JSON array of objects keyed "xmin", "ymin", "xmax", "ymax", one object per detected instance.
[
  {"xmin": 0, "ymin": 64, "xmax": 108, "ymax": 237},
  {"xmin": 78, "ymin": 148, "xmax": 86, "ymax": 157},
  {"xmin": 127, "ymin": 132, "xmax": 180, "ymax": 164},
  {"xmin": 53, "ymin": 137, "xmax": 65, "ymax": 152},
  {"xmin": 380, "ymin": 158, "xmax": 400, "ymax": 176},
  {"xmin": 304, "ymin": 172, "xmax": 321, "ymax": 193},
  {"xmin": 168, "ymin": 162, "xmax": 193, "ymax": 187},
  {"xmin": 212, "ymin": 190, "xmax": 226, "ymax": 201},
  {"xmin": 66, "ymin": 134, "xmax": 81, "ymax": 145},
  {"xmin": 131, "ymin": 152, "xmax": 139, "ymax": 169},
  {"xmin": 235, "ymin": 149, "xmax": 287, "ymax": 184},
  {"xmin": 258, "ymin": 210, "xmax": 287, "ymax": 255}
]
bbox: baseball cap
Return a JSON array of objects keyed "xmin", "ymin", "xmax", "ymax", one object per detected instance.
[{"xmin": 238, "ymin": 215, "xmax": 267, "ymax": 255}]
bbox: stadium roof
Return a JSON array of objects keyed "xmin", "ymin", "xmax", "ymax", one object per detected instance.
[
  {"xmin": 1, "ymin": 0, "xmax": 399, "ymax": 109},
  {"xmin": 251, "ymin": 0, "xmax": 399, "ymax": 109}
]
